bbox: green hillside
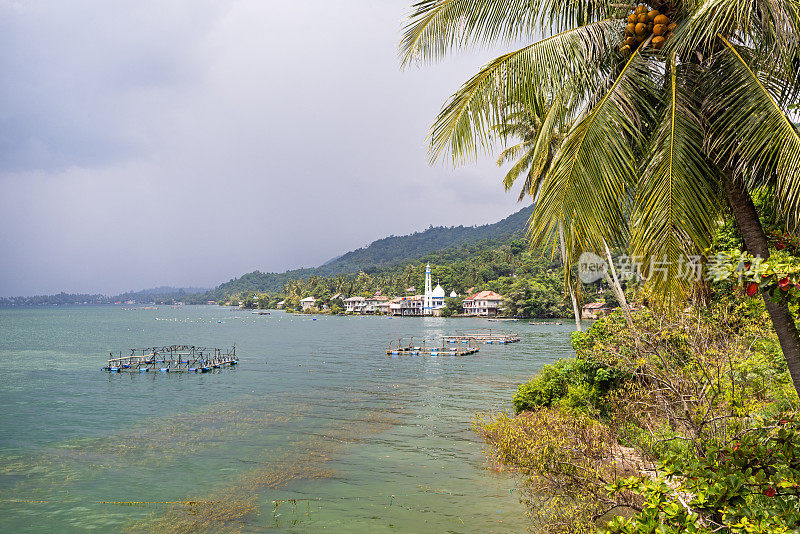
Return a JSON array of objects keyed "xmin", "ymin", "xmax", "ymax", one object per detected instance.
[{"xmin": 200, "ymin": 204, "xmax": 533, "ymax": 299}]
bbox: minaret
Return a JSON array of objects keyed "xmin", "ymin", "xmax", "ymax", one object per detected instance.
[{"xmin": 423, "ymin": 263, "xmax": 433, "ymax": 315}]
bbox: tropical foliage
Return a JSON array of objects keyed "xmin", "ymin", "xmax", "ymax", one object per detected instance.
[
  {"xmin": 401, "ymin": 0, "xmax": 800, "ymax": 392},
  {"xmin": 479, "ymin": 292, "xmax": 798, "ymax": 532}
]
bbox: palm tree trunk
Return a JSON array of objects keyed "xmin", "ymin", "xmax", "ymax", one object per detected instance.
[
  {"xmin": 723, "ymin": 176, "xmax": 800, "ymax": 397},
  {"xmin": 559, "ymin": 223, "xmax": 582, "ymax": 331},
  {"xmin": 603, "ymin": 240, "xmax": 633, "ymax": 328}
]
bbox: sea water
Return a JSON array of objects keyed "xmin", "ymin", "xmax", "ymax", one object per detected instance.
[{"xmin": 0, "ymin": 306, "xmax": 574, "ymax": 532}]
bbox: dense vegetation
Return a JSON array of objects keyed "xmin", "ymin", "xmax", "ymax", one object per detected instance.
[
  {"xmin": 193, "ymin": 205, "xmax": 533, "ymax": 300},
  {"xmin": 206, "ymin": 233, "xmax": 621, "ymax": 318},
  {"xmin": 480, "ymin": 293, "xmax": 799, "ymax": 532}
]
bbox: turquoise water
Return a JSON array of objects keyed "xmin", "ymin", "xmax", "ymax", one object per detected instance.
[{"xmin": 0, "ymin": 306, "xmax": 575, "ymax": 532}]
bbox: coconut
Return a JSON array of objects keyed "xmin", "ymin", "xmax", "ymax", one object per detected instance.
[
  {"xmin": 628, "ymin": 14, "xmax": 637, "ymax": 23},
  {"xmin": 621, "ymin": 44, "xmax": 631, "ymax": 56},
  {"xmin": 635, "ymin": 5, "xmax": 648, "ymax": 15},
  {"xmin": 647, "ymin": 10, "xmax": 660, "ymax": 21},
  {"xmin": 654, "ymin": 14, "xmax": 669, "ymax": 25},
  {"xmin": 637, "ymin": 13, "xmax": 648, "ymax": 23},
  {"xmin": 668, "ymin": 22, "xmax": 677, "ymax": 31},
  {"xmin": 653, "ymin": 24, "xmax": 667, "ymax": 36},
  {"xmin": 635, "ymin": 22, "xmax": 647, "ymax": 35},
  {"xmin": 625, "ymin": 36, "xmax": 637, "ymax": 47},
  {"xmin": 652, "ymin": 36, "xmax": 666, "ymax": 49},
  {"xmin": 626, "ymin": 23, "xmax": 636, "ymax": 35}
]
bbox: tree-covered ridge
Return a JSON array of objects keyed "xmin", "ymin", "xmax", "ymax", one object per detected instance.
[
  {"xmin": 322, "ymin": 204, "xmax": 533, "ymax": 272},
  {"xmin": 200, "ymin": 204, "xmax": 533, "ymax": 299},
  {"xmin": 0, "ymin": 287, "xmax": 208, "ymax": 307}
]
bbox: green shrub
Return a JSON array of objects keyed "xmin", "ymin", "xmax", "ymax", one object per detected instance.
[
  {"xmin": 603, "ymin": 416, "xmax": 800, "ymax": 533},
  {"xmin": 512, "ymin": 358, "xmax": 625, "ymax": 415}
]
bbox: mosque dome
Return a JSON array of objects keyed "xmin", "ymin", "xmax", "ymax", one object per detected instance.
[
  {"xmin": 432, "ymin": 284, "xmax": 445, "ymax": 298},
  {"xmin": 450, "ymin": 290, "xmax": 458, "ymax": 298}
]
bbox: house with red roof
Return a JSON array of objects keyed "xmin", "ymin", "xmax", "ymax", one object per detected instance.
[{"xmin": 462, "ymin": 290, "xmax": 504, "ymax": 317}]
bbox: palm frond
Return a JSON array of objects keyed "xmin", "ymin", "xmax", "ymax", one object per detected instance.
[
  {"xmin": 400, "ymin": 0, "xmax": 619, "ymax": 66},
  {"xmin": 428, "ymin": 19, "xmax": 621, "ymax": 163},
  {"xmin": 707, "ymin": 36, "xmax": 800, "ymax": 228},
  {"xmin": 671, "ymin": 0, "xmax": 800, "ymax": 67},
  {"xmin": 632, "ymin": 57, "xmax": 720, "ymax": 308},
  {"xmin": 529, "ymin": 48, "xmax": 657, "ymax": 266},
  {"xmin": 496, "ymin": 141, "xmax": 531, "ymax": 166}
]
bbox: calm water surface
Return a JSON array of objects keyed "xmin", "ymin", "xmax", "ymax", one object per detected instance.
[{"xmin": 0, "ymin": 306, "xmax": 575, "ymax": 532}]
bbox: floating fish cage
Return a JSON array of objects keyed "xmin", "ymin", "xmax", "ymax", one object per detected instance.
[
  {"xmin": 444, "ymin": 329, "xmax": 521, "ymax": 345},
  {"xmin": 103, "ymin": 345, "xmax": 238, "ymax": 373},
  {"xmin": 385, "ymin": 337, "xmax": 479, "ymax": 356}
]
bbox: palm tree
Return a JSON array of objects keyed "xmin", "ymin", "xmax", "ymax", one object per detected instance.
[
  {"xmin": 400, "ymin": 0, "xmax": 800, "ymax": 395},
  {"xmin": 493, "ymin": 100, "xmax": 634, "ymax": 330}
]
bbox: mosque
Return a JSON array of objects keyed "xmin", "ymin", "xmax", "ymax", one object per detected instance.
[{"xmin": 423, "ymin": 263, "xmax": 446, "ymax": 316}]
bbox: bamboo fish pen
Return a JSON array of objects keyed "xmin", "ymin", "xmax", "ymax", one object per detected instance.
[
  {"xmin": 385, "ymin": 337, "xmax": 479, "ymax": 356},
  {"xmin": 444, "ymin": 329, "xmax": 521, "ymax": 344},
  {"xmin": 103, "ymin": 345, "xmax": 238, "ymax": 373}
]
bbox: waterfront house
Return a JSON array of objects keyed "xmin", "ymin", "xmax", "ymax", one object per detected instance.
[
  {"xmin": 300, "ymin": 297, "xmax": 316, "ymax": 311},
  {"xmin": 344, "ymin": 296, "xmax": 366, "ymax": 314},
  {"xmin": 462, "ymin": 290, "xmax": 504, "ymax": 317},
  {"xmin": 277, "ymin": 300, "xmax": 285, "ymax": 309},
  {"xmin": 364, "ymin": 295, "xmax": 388, "ymax": 314},
  {"xmin": 389, "ymin": 295, "xmax": 424, "ymax": 316},
  {"xmin": 581, "ymin": 301, "xmax": 611, "ymax": 319}
]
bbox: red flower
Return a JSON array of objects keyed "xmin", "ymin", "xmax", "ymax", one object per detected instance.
[
  {"xmin": 779, "ymin": 277, "xmax": 791, "ymax": 291},
  {"xmin": 746, "ymin": 283, "xmax": 759, "ymax": 297},
  {"xmin": 764, "ymin": 486, "xmax": 776, "ymax": 497},
  {"xmin": 776, "ymin": 243, "xmax": 786, "ymax": 250}
]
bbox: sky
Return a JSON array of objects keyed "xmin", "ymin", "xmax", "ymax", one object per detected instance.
[{"xmin": 0, "ymin": 0, "xmax": 527, "ymax": 297}]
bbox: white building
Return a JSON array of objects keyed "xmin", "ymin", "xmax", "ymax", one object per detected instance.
[
  {"xmin": 344, "ymin": 296, "xmax": 366, "ymax": 314},
  {"xmin": 300, "ymin": 297, "xmax": 316, "ymax": 311},
  {"xmin": 462, "ymin": 290, "xmax": 504, "ymax": 317},
  {"xmin": 389, "ymin": 295, "xmax": 423, "ymax": 316},
  {"xmin": 422, "ymin": 264, "xmax": 447, "ymax": 316},
  {"xmin": 364, "ymin": 295, "xmax": 388, "ymax": 314}
]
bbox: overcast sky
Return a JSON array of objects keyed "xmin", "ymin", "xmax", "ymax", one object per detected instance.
[{"xmin": 0, "ymin": 0, "xmax": 526, "ymax": 297}]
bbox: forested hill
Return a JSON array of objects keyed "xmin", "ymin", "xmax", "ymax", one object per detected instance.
[
  {"xmin": 203, "ymin": 204, "xmax": 533, "ymax": 298},
  {"xmin": 322, "ymin": 204, "xmax": 533, "ymax": 272}
]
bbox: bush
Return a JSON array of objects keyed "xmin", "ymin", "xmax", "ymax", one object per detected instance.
[
  {"xmin": 604, "ymin": 415, "xmax": 800, "ymax": 533},
  {"xmin": 512, "ymin": 358, "xmax": 625, "ymax": 416}
]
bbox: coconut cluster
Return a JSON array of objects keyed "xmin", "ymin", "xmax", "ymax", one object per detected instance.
[{"xmin": 621, "ymin": 4, "xmax": 676, "ymax": 55}]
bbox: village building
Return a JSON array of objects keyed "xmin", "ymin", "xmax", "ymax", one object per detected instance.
[
  {"xmin": 581, "ymin": 301, "xmax": 611, "ymax": 319},
  {"xmin": 276, "ymin": 300, "xmax": 285, "ymax": 309},
  {"xmin": 364, "ymin": 295, "xmax": 389, "ymax": 314},
  {"xmin": 389, "ymin": 295, "xmax": 424, "ymax": 316},
  {"xmin": 344, "ymin": 296, "xmax": 366, "ymax": 313},
  {"xmin": 300, "ymin": 297, "xmax": 316, "ymax": 311},
  {"xmin": 462, "ymin": 290, "xmax": 504, "ymax": 317},
  {"xmin": 422, "ymin": 264, "xmax": 447, "ymax": 316}
]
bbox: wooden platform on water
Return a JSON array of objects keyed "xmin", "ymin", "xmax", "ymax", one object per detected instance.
[
  {"xmin": 103, "ymin": 345, "xmax": 238, "ymax": 373},
  {"xmin": 385, "ymin": 338, "xmax": 479, "ymax": 356},
  {"xmin": 444, "ymin": 329, "xmax": 521, "ymax": 344}
]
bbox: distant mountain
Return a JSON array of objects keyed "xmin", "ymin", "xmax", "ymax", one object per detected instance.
[
  {"xmin": 203, "ymin": 204, "xmax": 532, "ymax": 298},
  {"xmin": 1, "ymin": 286, "xmax": 208, "ymax": 306}
]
